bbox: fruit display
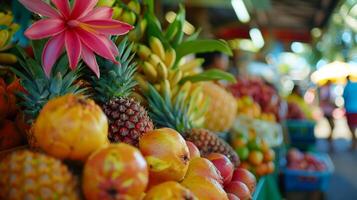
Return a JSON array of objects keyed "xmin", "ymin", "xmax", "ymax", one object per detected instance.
[
  {"xmin": 231, "ymin": 131, "xmax": 276, "ymax": 177},
  {"xmin": 228, "ymin": 77, "xmax": 281, "ymax": 121},
  {"xmin": 0, "ymin": 0, "xmax": 264, "ymax": 199},
  {"xmin": 0, "ymin": 11, "xmax": 19, "ymax": 65},
  {"xmin": 286, "ymin": 148, "xmax": 327, "ymax": 171}
]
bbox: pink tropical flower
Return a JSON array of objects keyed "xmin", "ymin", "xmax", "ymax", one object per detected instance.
[{"xmin": 19, "ymin": 0, "xmax": 134, "ymax": 77}]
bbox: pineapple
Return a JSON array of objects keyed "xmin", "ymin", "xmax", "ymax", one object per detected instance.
[
  {"xmin": 12, "ymin": 45, "xmax": 86, "ymax": 147},
  {"xmin": 0, "ymin": 150, "xmax": 80, "ymax": 199},
  {"xmin": 90, "ymin": 38, "xmax": 153, "ymax": 146},
  {"xmin": 146, "ymin": 84, "xmax": 239, "ymax": 167},
  {"xmin": 202, "ymin": 82, "xmax": 237, "ymax": 132}
]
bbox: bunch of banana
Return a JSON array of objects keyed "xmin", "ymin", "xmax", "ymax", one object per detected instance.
[
  {"xmin": 0, "ymin": 12, "xmax": 19, "ymax": 64},
  {"xmin": 134, "ymin": 36, "xmax": 208, "ymax": 127}
]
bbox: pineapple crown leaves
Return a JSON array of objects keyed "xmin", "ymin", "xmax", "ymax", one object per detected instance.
[
  {"xmin": 146, "ymin": 84, "xmax": 192, "ymax": 133},
  {"xmin": 91, "ymin": 37, "xmax": 137, "ymax": 103},
  {"xmin": 11, "ymin": 42, "xmax": 86, "ymax": 122}
]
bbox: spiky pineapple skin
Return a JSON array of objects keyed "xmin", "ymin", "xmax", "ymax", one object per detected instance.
[
  {"xmin": 202, "ymin": 82, "xmax": 237, "ymax": 132},
  {"xmin": 102, "ymin": 97, "xmax": 154, "ymax": 146},
  {"xmin": 184, "ymin": 128, "xmax": 240, "ymax": 167},
  {"xmin": 0, "ymin": 150, "xmax": 79, "ymax": 200}
]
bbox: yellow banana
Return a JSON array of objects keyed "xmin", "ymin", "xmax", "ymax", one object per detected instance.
[
  {"xmin": 0, "ymin": 53, "xmax": 17, "ymax": 64},
  {"xmin": 154, "ymin": 83, "xmax": 161, "ymax": 92},
  {"xmin": 134, "ymin": 74, "xmax": 149, "ymax": 92},
  {"xmin": 160, "ymin": 80, "xmax": 171, "ymax": 100},
  {"xmin": 186, "ymin": 86, "xmax": 202, "ymax": 116},
  {"xmin": 140, "ymin": 18, "xmax": 147, "ymax": 34},
  {"xmin": 164, "ymin": 48, "xmax": 176, "ymax": 68},
  {"xmin": 169, "ymin": 69, "xmax": 183, "ymax": 87},
  {"xmin": 173, "ymin": 81, "xmax": 192, "ymax": 104},
  {"xmin": 136, "ymin": 44, "xmax": 152, "ymax": 60},
  {"xmin": 128, "ymin": 0, "xmax": 141, "ymax": 14},
  {"xmin": 149, "ymin": 37, "xmax": 166, "ymax": 60},
  {"xmin": 142, "ymin": 61, "xmax": 158, "ymax": 82},
  {"xmin": 156, "ymin": 63, "xmax": 168, "ymax": 80},
  {"xmin": 179, "ymin": 58, "xmax": 204, "ymax": 72},
  {"xmin": 0, "ymin": 30, "xmax": 10, "ymax": 48},
  {"xmin": 148, "ymin": 54, "xmax": 165, "ymax": 68}
]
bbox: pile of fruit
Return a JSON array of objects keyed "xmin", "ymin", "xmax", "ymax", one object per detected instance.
[
  {"xmin": 228, "ymin": 77, "xmax": 281, "ymax": 122},
  {"xmin": 236, "ymin": 96, "xmax": 276, "ymax": 122},
  {"xmin": 287, "ymin": 148, "xmax": 327, "ymax": 171},
  {"xmin": 0, "ymin": 0, "xmax": 256, "ymax": 199},
  {"xmin": 231, "ymin": 131, "xmax": 276, "ymax": 177}
]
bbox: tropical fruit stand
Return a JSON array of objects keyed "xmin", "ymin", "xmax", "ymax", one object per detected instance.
[{"xmin": 0, "ymin": 0, "xmax": 336, "ymax": 199}]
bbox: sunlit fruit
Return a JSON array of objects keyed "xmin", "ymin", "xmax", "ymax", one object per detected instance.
[
  {"xmin": 185, "ymin": 157, "xmax": 223, "ymax": 185},
  {"xmin": 239, "ymin": 162, "xmax": 251, "ymax": 170},
  {"xmin": 247, "ymin": 138, "xmax": 261, "ymax": 151},
  {"xmin": 186, "ymin": 141, "xmax": 201, "ymax": 158},
  {"xmin": 33, "ymin": 94, "xmax": 109, "ymax": 161},
  {"xmin": 182, "ymin": 176, "xmax": 228, "ymax": 200},
  {"xmin": 236, "ymin": 147, "xmax": 249, "ymax": 161},
  {"xmin": 260, "ymin": 140, "xmax": 270, "ymax": 153},
  {"xmin": 231, "ymin": 168, "xmax": 256, "ymax": 193},
  {"xmin": 263, "ymin": 149, "xmax": 275, "ymax": 162},
  {"xmin": 144, "ymin": 181, "xmax": 198, "ymax": 200},
  {"xmin": 224, "ymin": 181, "xmax": 251, "ymax": 200},
  {"xmin": 139, "ymin": 128, "xmax": 190, "ymax": 186},
  {"xmin": 206, "ymin": 153, "xmax": 234, "ymax": 185},
  {"xmin": 248, "ymin": 150, "xmax": 263, "ymax": 166},
  {"xmin": 83, "ymin": 144, "xmax": 148, "ymax": 200}
]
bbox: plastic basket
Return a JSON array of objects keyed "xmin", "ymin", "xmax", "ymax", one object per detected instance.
[
  {"xmin": 282, "ymin": 153, "xmax": 334, "ymax": 191},
  {"xmin": 285, "ymin": 120, "xmax": 316, "ymax": 150}
]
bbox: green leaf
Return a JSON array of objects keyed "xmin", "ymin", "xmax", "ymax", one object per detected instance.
[
  {"xmin": 143, "ymin": 0, "xmax": 155, "ymax": 13},
  {"xmin": 176, "ymin": 39, "xmax": 233, "ymax": 60},
  {"xmin": 179, "ymin": 69, "xmax": 236, "ymax": 84},
  {"xmin": 31, "ymin": 39, "xmax": 46, "ymax": 63},
  {"xmin": 185, "ymin": 28, "xmax": 201, "ymax": 42}
]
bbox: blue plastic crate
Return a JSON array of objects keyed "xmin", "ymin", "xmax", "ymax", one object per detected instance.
[
  {"xmin": 282, "ymin": 153, "xmax": 334, "ymax": 191},
  {"xmin": 285, "ymin": 120, "xmax": 316, "ymax": 150}
]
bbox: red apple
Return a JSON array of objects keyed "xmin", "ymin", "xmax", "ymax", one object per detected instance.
[
  {"xmin": 287, "ymin": 148, "xmax": 304, "ymax": 163},
  {"xmin": 186, "ymin": 141, "xmax": 200, "ymax": 158},
  {"xmin": 227, "ymin": 193, "xmax": 241, "ymax": 200},
  {"xmin": 224, "ymin": 181, "xmax": 251, "ymax": 200},
  {"xmin": 231, "ymin": 168, "xmax": 256, "ymax": 192},
  {"xmin": 206, "ymin": 153, "xmax": 234, "ymax": 185}
]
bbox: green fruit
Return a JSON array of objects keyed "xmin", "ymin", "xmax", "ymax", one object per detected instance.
[
  {"xmin": 247, "ymin": 138, "xmax": 262, "ymax": 151},
  {"xmin": 97, "ymin": 0, "xmax": 115, "ymax": 7},
  {"xmin": 121, "ymin": 11, "xmax": 136, "ymax": 25},
  {"xmin": 128, "ymin": 0, "xmax": 141, "ymax": 14},
  {"xmin": 112, "ymin": 7, "xmax": 123, "ymax": 20},
  {"xmin": 236, "ymin": 147, "xmax": 249, "ymax": 161}
]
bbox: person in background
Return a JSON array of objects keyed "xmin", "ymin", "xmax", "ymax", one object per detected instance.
[
  {"xmin": 343, "ymin": 76, "xmax": 357, "ymax": 150},
  {"xmin": 319, "ymin": 81, "xmax": 336, "ymax": 149}
]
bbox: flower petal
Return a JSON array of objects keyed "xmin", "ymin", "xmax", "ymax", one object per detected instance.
[
  {"xmin": 99, "ymin": 35, "xmax": 118, "ymax": 56},
  {"xmin": 19, "ymin": 0, "xmax": 60, "ymax": 18},
  {"xmin": 71, "ymin": 0, "xmax": 98, "ymax": 19},
  {"xmin": 25, "ymin": 18, "xmax": 65, "ymax": 39},
  {"xmin": 81, "ymin": 44, "xmax": 100, "ymax": 78},
  {"xmin": 83, "ymin": 19, "xmax": 134, "ymax": 35},
  {"xmin": 65, "ymin": 30, "xmax": 82, "ymax": 70},
  {"xmin": 42, "ymin": 32, "xmax": 65, "ymax": 76},
  {"xmin": 79, "ymin": 7, "xmax": 113, "ymax": 22},
  {"xmin": 76, "ymin": 28, "xmax": 117, "ymax": 62},
  {"xmin": 51, "ymin": 0, "xmax": 71, "ymax": 19}
]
